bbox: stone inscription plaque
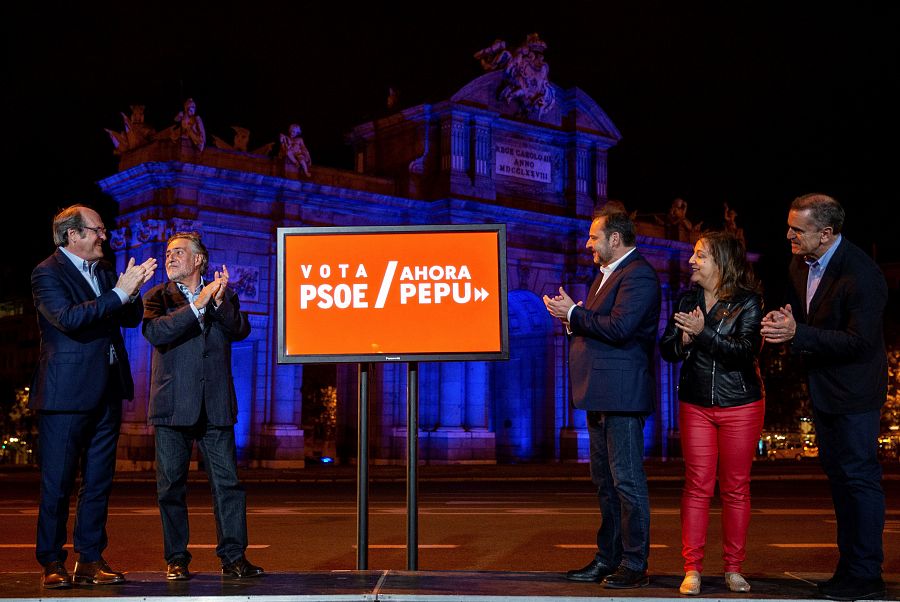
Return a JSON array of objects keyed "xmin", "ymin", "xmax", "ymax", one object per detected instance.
[{"xmin": 494, "ymin": 142, "xmax": 552, "ymax": 184}]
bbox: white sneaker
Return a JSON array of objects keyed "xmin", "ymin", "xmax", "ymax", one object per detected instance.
[
  {"xmin": 679, "ymin": 570, "xmax": 701, "ymax": 595},
  {"xmin": 725, "ymin": 572, "xmax": 751, "ymax": 593}
]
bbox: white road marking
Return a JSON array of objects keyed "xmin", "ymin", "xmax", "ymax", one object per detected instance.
[
  {"xmin": 555, "ymin": 544, "xmax": 668, "ymax": 549},
  {"xmin": 0, "ymin": 544, "xmax": 270, "ymax": 549},
  {"xmin": 769, "ymin": 543, "xmax": 838, "ymax": 548},
  {"xmin": 351, "ymin": 545, "xmax": 458, "ymax": 549}
]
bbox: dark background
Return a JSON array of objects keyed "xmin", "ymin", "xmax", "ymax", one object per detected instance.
[{"xmin": 6, "ymin": 2, "xmax": 899, "ymax": 308}]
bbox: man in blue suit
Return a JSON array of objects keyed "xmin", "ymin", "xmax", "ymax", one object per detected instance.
[
  {"xmin": 544, "ymin": 208, "xmax": 661, "ymax": 589},
  {"xmin": 30, "ymin": 204, "xmax": 156, "ymax": 588},
  {"xmin": 761, "ymin": 194, "xmax": 887, "ymax": 601},
  {"xmin": 142, "ymin": 232, "xmax": 259, "ymax": 581}
]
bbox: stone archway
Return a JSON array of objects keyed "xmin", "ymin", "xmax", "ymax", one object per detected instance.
[{"xmin": 492, "ymin": 289, "xmax": 556, "ymax": 462}]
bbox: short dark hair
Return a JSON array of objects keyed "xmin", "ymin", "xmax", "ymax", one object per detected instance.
[
  {"xmin": 167, "ymin": 231, "xmax": 209, "ymax": 274},
  {"xmin": 791, "ymin": 193, "xmax": 845, "ymax": 234},
  {"xmin": 595, "ymin": 207, "xmax": 636, "ymax": 246},
  {"xmin": 52, "ymin": 204, "xmax": 88, "ymax": 247}
]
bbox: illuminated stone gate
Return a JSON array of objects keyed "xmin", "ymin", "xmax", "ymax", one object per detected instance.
[{"xmin": 99, "ymin": 37, "xmax": 694, "ymax": 468}]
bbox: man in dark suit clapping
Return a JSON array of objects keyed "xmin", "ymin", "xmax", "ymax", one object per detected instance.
[
  {"xmin": 761, "ymin": 194, "xmax": 887, "ymax": 601},
  {"xmin": 30, "ymin": 204, "xmax": 156, "ymax": 588},
  {"xmin": 142, "ymin": 232, "xmax": 260, "ymax": 581},
  {"xmin": 544, "ymin": 208, "xmax": 661, "ymax": 589}
]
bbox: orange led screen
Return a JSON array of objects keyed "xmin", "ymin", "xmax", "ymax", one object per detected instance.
[{"xmin": 277, "ymin": 225, "xmax": 509, "ymax": 363}]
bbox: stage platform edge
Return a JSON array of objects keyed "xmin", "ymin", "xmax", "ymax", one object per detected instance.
[{"xmin": 0, "ymin": 570, "xmax": 897, "ymax": 602}]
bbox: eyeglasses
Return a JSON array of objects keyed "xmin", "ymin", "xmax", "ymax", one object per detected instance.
[{"xmin": 83, "ymin": 226, "xmax": 107, "ymax": 236}]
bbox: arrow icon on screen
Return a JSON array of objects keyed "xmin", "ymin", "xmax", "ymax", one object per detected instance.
[{"xmin": 474, "ymin": 287, "xmax": 489, "ymax": 302}]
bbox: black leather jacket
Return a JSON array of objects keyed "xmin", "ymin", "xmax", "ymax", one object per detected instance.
[{"xmin": 660, "ymin": 287, "xmax": 765, "ymax": 407}]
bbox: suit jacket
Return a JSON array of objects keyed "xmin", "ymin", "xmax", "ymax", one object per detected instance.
[
  {"xmin": 29, "ymin": 249, "xmax": 141, "ymax": 411},
  {"xmin": 142, "ymin": 281, "xmax": 251, "ymax": 426},
  {"xmin": 786, "ymin": 238, "xmax": 887, "ymax": 414},
  {"xmin": 568, "ymin": 249, "xmax": 661, "ymax": 413}
]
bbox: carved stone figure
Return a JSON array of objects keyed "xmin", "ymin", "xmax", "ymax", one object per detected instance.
[
  {"xmin": 212, "ymin": 126, "xmax": 274, "ymax": 156},
  {"xmin": 386, "ymin": 87, "xmax": 400, "ymax": 111},
  {"xmin": 476, "ymin": 33, "xmax": 555, "ymax": 118},
  {"xmin": 723, "ymin": 202, "xmax": 745, "ymax": 244},
  {"xmin": 279, "ymin": 124, "xmax": 312, "ymax": 177},
  {"xmin": 171, "ymin": 98, "xmax": 206, "ymax": 151},
  {"xmin": 104, "ymin": 105, "xmax": 156, "ymax": 154},
  {"xmin": 474, "ymin": 39, "xmax": 510, "ymax": 71},
  {"xmin": 602, "ymin": 199, "xmax": 638, "ymax": 221},
  {"xmin": 655, "ymin": 197, "xmax": 702, "ymax": 242}
]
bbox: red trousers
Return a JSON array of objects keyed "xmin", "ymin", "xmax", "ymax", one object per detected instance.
[{"xmin": 679, "ymin": 400, "xmax": 764, "ymax": 573}]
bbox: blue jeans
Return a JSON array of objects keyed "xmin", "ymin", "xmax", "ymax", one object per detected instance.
[
  {"xmin": 587, "ymin": 411, "xmax": 650, "ymax": 572},
  {"xmin": 155, "ymin": 419, "xmax": 248, "ymax": 565},
  {"xmin": 813, "ymin": 407, "xmax": 884, "ymax": 580}
]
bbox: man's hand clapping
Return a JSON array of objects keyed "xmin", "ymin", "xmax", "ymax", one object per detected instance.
[{"xmin": 115, "ymin": 257, "xmax": 158, "ymax": 297}]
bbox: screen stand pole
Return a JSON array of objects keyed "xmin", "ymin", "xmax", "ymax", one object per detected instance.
[
  {"xmin": 357, "ymin": 362, "xmax": 369, "ymax": 570},
  {"xmin": 406, "ymin": 361, "xmax": 419, "ymax": 570}
]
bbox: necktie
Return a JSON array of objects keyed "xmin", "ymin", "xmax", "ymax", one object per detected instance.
[{"xmin": 806, "ymin": 260, "xmax": 821, "ymax": 312}]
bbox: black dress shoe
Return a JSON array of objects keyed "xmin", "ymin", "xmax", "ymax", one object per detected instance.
[
  {"xmin": 73, "ymin": 558, "xmax": 125, "ymax": 585},
  {"xmin": 41, "ymin": 561, "xmax": 72, "ymax": 589},
  {"xmin": 817, "ymin": 568, "xmax": 848, "ymax": 592},
  {"xmin": 602, "ymin": 565, "xmax": 650, "ymax": 589},
  {"xmin": 820, "ymin": 575, "xmax": 886, "ymax": 601},
  {"xmin": 566, "ymin": 558, "xmax": 615, "ymax": 582},
  {"xmin": 166, "ymin": 558, "xmax": 191, "ymax": 581},
  {"xmin": 221, "ymin": 556, "xmax": 264, "ymax": 578}
]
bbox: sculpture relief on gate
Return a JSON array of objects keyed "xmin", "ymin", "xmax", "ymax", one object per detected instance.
[{"xmin": 474, "ymin": 32, "xmax": 556, "ymax": 118}]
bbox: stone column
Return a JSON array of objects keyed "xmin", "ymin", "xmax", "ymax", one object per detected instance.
[
  {"xmin": 471, "ymin": 117, "xmax": 496, "ymax": 200},
  {"xmin": 594, "ymin": 148, "xmax": 609, "ymax": 202},
  {"xmin": 464, "ymin": 361, "xmax": 496, "ymax": 463},
  {"xmin": 464, "ymin": 362, "xmax": 489, "ymax": 430},
  {"xmin": 259, "ymin": 362, "xmax": 305, "ymax": 468},
  {"xmin": 566, "ymin": 140, "xmax": 594, "ymax": 218}
]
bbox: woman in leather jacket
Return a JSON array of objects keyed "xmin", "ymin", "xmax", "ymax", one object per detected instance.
[{"xmin": 660, "ymin": 231, "xmax": 765, "ymax": 596}]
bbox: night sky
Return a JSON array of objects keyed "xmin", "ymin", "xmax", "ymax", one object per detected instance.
[{"xmin": 6, "ymin": 2, "xmax": 899, "ymax": 307}]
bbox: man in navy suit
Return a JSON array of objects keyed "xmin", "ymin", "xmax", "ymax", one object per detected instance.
[
  {"xmin": 761, "ymin": 193, "xmax": 887, "ymax": 601},
  {"xmin": 544, "ymin": 208, "xmax": 661, "ymax": 589},
  {"xmin": 30, "ymin": 204, "xmax": 156, "ymax": 588},
  {"xmin": 142, "ymin": 232, "xmax": 260, "ymax": 581}
]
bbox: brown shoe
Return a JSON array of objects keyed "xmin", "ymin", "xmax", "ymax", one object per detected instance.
[
  {"xmin": 166, "ymin": 558, "xmax": 191, "ymax": 581},
  {"xmin": 41, "ymin": 561, "xmax": 72, "ymax": 589},
  {"xmin": 73, "ymin": 558, "xmax": 125, "ymax": 585}
]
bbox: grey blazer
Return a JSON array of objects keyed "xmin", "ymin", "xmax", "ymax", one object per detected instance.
[{"xmin": 142, "ymin": 281, "xmax": 250, "ymax": 426}]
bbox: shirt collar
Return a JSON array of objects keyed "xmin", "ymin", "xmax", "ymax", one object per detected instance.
[
  {"xmin": 600, "ymin": 247, "xmax": 637, "ymax": 276},
  {"xmin": 175, "ymin": 279, "xmax": 204, "ymax": 297},
  {"xmin": 59, "ymin": 246, "xmax": 96, "ymax": 274},
  {"xmin": 805, "ymin": 234, "xmax": 842, "ymax": 271}
]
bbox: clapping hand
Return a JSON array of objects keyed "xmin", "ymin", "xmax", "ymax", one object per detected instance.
[
  {"xmin": 674, "ymin": 306, "xmax": 704, "ymax": 345},
  {"xmin": 213, "ymin": 265, "xmax": 229, "ymax": 306},
  {"xmin": 760, "ymin": 304, "xmax": 796, "ymax": 343},
  {"xmin": 116, "ymin": 257, "xmax": 158, "ymax": 297},
  {"xmin": 543, "ymin": 287, "xmax": 581, "ymax": 321},
  {"xmin": 194, "ymin": 278, "xmax": 221, "ymax": 310}
]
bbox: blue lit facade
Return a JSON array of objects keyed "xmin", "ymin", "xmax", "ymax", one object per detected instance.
[{"xmin": 99, "ymin": 72, "xmax": 694, "ymax": 468}]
